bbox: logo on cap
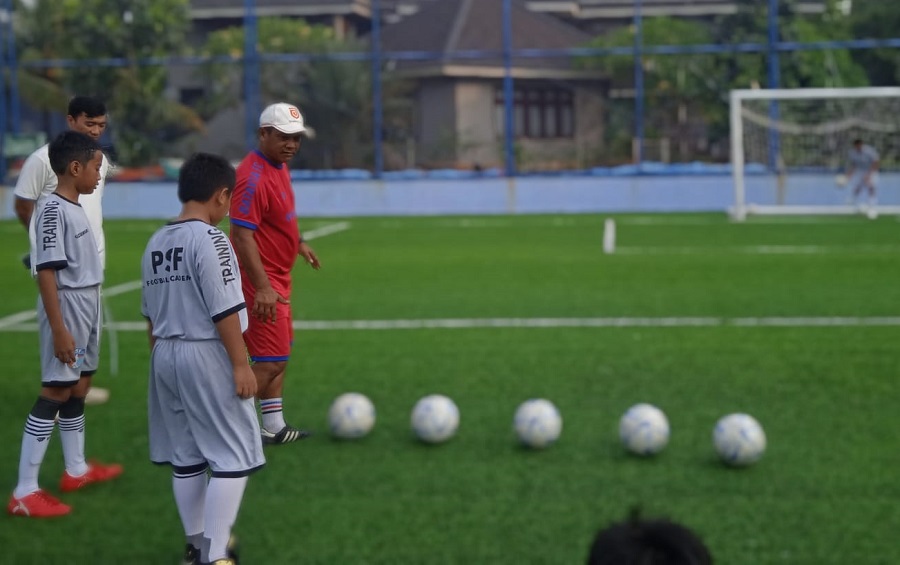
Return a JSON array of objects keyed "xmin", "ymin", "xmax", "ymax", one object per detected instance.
[{"xmin": 289, "ymin": 107, "xmax": 300, "ymax": 119}]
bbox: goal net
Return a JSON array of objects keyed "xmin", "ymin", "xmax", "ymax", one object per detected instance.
[{"xmin": 730, "ymin": 87, "xmax": 900, "ymax": 219}]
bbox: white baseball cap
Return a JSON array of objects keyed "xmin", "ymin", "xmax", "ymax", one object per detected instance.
[{"xmin": 259, "ymin": 103, "xmax": 307, "ymax": 135}]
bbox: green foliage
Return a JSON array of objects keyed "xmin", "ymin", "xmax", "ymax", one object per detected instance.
[
  {"xmin": 2, "ymin": 214, "xmax": 900, "ymax": 563},
  {"xmin": 849, "ymin": 0, "xmax": 900, "ymax": 85},
  {"xmin": 713, "ymin": 0, "xmax": 869, "ymax": 89},
  {"xmin": 200, "ymin": 18, "xmax": 413, "ymax": 169},
  {"xmin": 14, "ymin": 0, "xmax": 202, "ymax": 165}
]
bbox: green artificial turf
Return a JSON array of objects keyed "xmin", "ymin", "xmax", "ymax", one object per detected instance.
[{"xmin": 0, "ymin": 213, "xmax": 898, "ymax": 564}]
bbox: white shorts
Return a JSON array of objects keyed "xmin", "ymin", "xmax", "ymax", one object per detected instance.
[
  {"xmin": 850, "ymin": 171, "xmax": 879, "ymax": 190},
  {"xmin": 38, "ymin": 286, "xmax": 101, "ymax": 386},
  {"xmin": 148, "ymin": 338, "xmax": 265, "ymax": 476}
]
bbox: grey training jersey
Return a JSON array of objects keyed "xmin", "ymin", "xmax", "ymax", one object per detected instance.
[
  {"xmin": 33, "ymin": 193, "xmax": 103, "ymax": 289},
  {"xmin": 141, "ymin": 219, "xmax": 248, "ymax": 340},
  {"xmin": 848, "ymin": 144, "xmax": 879, "ymax": 169}
]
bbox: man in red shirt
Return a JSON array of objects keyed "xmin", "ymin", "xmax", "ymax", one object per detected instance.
[{"xmin": 230, "ymin": 103, "xmax": 321, "ymax": 445}]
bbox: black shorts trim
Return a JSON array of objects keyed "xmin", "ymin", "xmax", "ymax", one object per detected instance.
[
  {"xmin": 211, "ymin": 303, "xmax": 246, "ymax": 323},
  {"xmin": 210, "ymin": 463, "xmax": 265, "ymax": 478},
  {"xmin": 43, "ymin": 380, "xmax": 77, "ymax": 388},
  {"xmin": 173, "ymin": 462, "xmax": 210, "ymax": 476},
  {"xmin": 80, "ymin": 370, "xmax": 97, "ymax": 377}
]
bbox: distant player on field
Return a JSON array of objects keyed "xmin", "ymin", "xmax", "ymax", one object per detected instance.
[
  {"xmin": 14, "ymin": 95, "xmax": 112, "ymax": 406},
  {"xmin": 844, "ymin": 138, "xmax": 880, "ymax": 209},
  {"xmin": 141, "ymin": 153, "xmax": 264, "ymax": 565},
  {"xmin": 230, "ymin": 102, "xmax": 321, "ymax": 445},
  {"xmin": 7, "ymin": 131, "xmax": 123, "ymax": 519}
]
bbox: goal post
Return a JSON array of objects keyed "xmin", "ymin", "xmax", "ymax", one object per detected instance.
[{"xmin": 730, "ymin": 87, "xmax": 900, "ymax": 220}]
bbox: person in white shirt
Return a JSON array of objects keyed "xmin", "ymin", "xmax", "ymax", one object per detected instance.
[
  {"xmin": 845, "ymin": 138, "xmax": 880, "ymax": 210},
  {"xmin": 14, "ymin": 96, "xmax": 113, "ymax": 405}
]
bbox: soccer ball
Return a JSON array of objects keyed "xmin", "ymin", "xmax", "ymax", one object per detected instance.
[
  {"xmin": 328, "ymin": 393, "xmax": 376, "ymax": 439},
  {"xmin": 834, "ymin": 174, "xmax": 848, "ymax": 188},
  {"xmin": 619, "ymin": 403, "xmax": 670, "ymax": 456},
  {"xmin": 411, "ymin": 394, "xmax": 459, "ymax": 444},
  {"xmin": 713, "ymin": 413, "xmax": 766, "ymax": 467},
  {"xmin": 513, "ymin": 399, "xmax": 562, "ymax": 449}
]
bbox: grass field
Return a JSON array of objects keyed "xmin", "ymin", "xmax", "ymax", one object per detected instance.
[{"xmin": 1, "ymin": 213, "xmax": 899, "ymax": 564}]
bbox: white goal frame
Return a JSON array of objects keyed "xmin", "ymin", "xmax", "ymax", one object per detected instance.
[{"xmin": 730, "ymin": 87, "xmax": 900, "ymax": 220}]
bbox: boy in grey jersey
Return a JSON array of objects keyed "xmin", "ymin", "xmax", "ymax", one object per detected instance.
[
  {"xmin": 8, "ymin": 132, "xmax": 122, "ymax": 519},
  {"xmin": 141, "ymin": 153, "xmax": 263, "ymax": 565}
]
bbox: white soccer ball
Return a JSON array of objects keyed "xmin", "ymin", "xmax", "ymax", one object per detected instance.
[
  {"xmin": 619, "ymin": 403, "xmax": 670, "ymax": 456},
  {"xmin": 328, "ymin": 393, "xmax": 376, "ymax": 439},
  {"xmin": 713, "ymin": 413, "xmax": 766, "ymax": 467},
  {"xmin": 411, "ymin": 394, "xmax": 459, "ymax": 444},
  {"xmin": 834, "ymin": 174, "xmax": 848, "ymax": 187},
  {"xmin": 513, "ymin": 399, "xmax": 562, "ymax": 449}
]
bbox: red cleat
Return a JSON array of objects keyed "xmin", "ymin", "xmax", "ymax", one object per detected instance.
[
  {"xmin": 7, "ymin": 490, "xmax": 72, "ymax": 518},
  {"xmin": 59, "ymin": 461, "xmax": 124, "ymax": 493}
]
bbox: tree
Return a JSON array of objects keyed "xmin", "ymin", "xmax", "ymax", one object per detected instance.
[
  {"xmin": 579, "ymin": 17, "xmax": 724, "ymax": 161},
  {"xmin": 200, "ymin": 18, "xmax": 413, "ymax": 170},
  {"xmin": 14, "ymin": 0, "xmax": 202, "ymax": 165},
  {"xmin": 849, "ymin": 1, "xmax": 900, "ymax": 85},
  {"xmin": 713, "ymin": 0, "xmax": 869, "ymax": 89}
]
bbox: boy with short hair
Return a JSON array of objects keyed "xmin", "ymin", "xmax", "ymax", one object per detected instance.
[
  {"xmin": 141, "ymin": 152, "xmax": 265, "ymax": 565},
  {"xmin": 7, "ymin": 131, "xmax": 123, "ymax": 518}
]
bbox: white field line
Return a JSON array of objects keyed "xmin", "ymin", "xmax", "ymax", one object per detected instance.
[
  {"xmin": 615, "ymin": 244, "xmax": 900, "ymax": 255},
  {"xmin": 0, "ymin": 221, "xmax": 352, "ymax": 327},
  {"xmin": 3, "ymin": 316, "xmax": 900, "ymax": 333}
]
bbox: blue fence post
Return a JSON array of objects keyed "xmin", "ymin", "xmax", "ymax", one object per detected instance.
[
  {"xmin": 243, "ymin": 0, "xmax": 260, "ymax": 151},
  {"xmin": 371, "ymin": 0, "xmax": 384, "ymax": 178},
  {"xmin": 0, "ymin": 2, "xmax": 7, "ymax": 181},
  {"xmin": 767, "ymin": 0, "xmax": 781, "ymax": 171},
  {"xmin": 502, "ymin": 0, "xmax": 515, "ymax": 177},
  {"xmin": 633, "ymin": 0, "xmax": 644, "ymax": 167},
  {"xmin": 5, "ymin": 0, "xmax": 17, "ymax": 134}
]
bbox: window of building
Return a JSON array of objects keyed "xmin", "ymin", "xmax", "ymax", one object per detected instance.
[{"xmin": 495, "ymin": 87, "xmax": 575, "ymax": 139}]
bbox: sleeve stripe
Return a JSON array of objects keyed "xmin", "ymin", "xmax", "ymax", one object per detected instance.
[
  {"xmin": 230, "ymin": 218, "xmax": 258, "ymax": 230},
  {"xmin": 211, "ymin": 302, "xmax": 246, "ymax": 323},
  {"xmin": 36, "ymin": 260, "xmax": 67, "ymax": 271}
]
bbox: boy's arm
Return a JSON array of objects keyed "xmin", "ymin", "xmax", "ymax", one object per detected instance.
[
  {"xmin": 145, "ymin": 320, "xmax": 156, "ymax": 351},
  {"xmin": 13, "ymin": 151, "xmax": 51, "ymax": 230},
  {"xmin": 37, "ymin": 269, "xmax": 75, "ymax": 366},
  {"xmin": 214, "ymin": 312, "xmax": 256, "ymax": 399}
]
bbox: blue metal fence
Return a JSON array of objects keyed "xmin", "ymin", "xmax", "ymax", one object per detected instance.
[{"xmin": 1, "ymin": 0, "xmax": 899, "ymax": 179}]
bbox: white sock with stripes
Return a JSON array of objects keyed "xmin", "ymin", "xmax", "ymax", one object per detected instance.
[
  {"xmin": 173, "ymin": 467, "xmax": 208, "ymax": 544},
  {"xmin": 59, "ymin": 414, "xmax": 88, "ymax": 477},
  {"xmin": 14, "ymin": 414, "xmax": 56, "ymax": 498},
  {"xmin": 202, "ymin": 476, "xmax": 248, "ymax": 562},
  {"xmin": 260, "ymin": 397, "xmax": 286, "ymax": 432}
]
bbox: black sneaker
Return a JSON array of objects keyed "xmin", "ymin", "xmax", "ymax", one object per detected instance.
[
  {"xmin": 183, "ymin": 544, "xmax": 200, "ymax": 565},
  {"xmin": 261, "ymin": 424, "xmax": 311, "ymax": 445},
  {"xmin": 183, "ymin": 535, "xmax": 238, "ymax": 565}
]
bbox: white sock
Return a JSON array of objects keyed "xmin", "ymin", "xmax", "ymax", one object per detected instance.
[
  {"xmin": 59, "ymin": 414, "xmax": 89, "ymax": 477},
  {"xmin": 173, "ymin": 467, "xmax": 209, "ymax": 542},
  {"xmin": 202, "ymin": 476, "xmax": 248, "ymax": 562},
  {"xmin": 260, "ymin": 398, "xmax": 286, "ymax": 432},
  {"xmin": 14, "ymin": 414, "xmax": 55, "ymax": 498}
]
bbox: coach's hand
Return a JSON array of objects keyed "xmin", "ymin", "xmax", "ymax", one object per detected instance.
[
  {"xmin": 299, "ymin": 241, "xmax": 321, "ymax": 270},
  {"xmin": 234, "ymin": 365, "xmax": 257, "ymax": 399},
  {"xmin": 253, "ymin": 286, "xmax": 289, "ymax": 323}
]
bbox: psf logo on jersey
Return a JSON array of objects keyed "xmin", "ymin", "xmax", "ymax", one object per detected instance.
[
  {"xmin": 151, "ymin": 247, "xmax": 184, "ymax": 274},
  {"xmin": 147, "ymin": 246, "xmax": 191, "ymax": 286}
]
